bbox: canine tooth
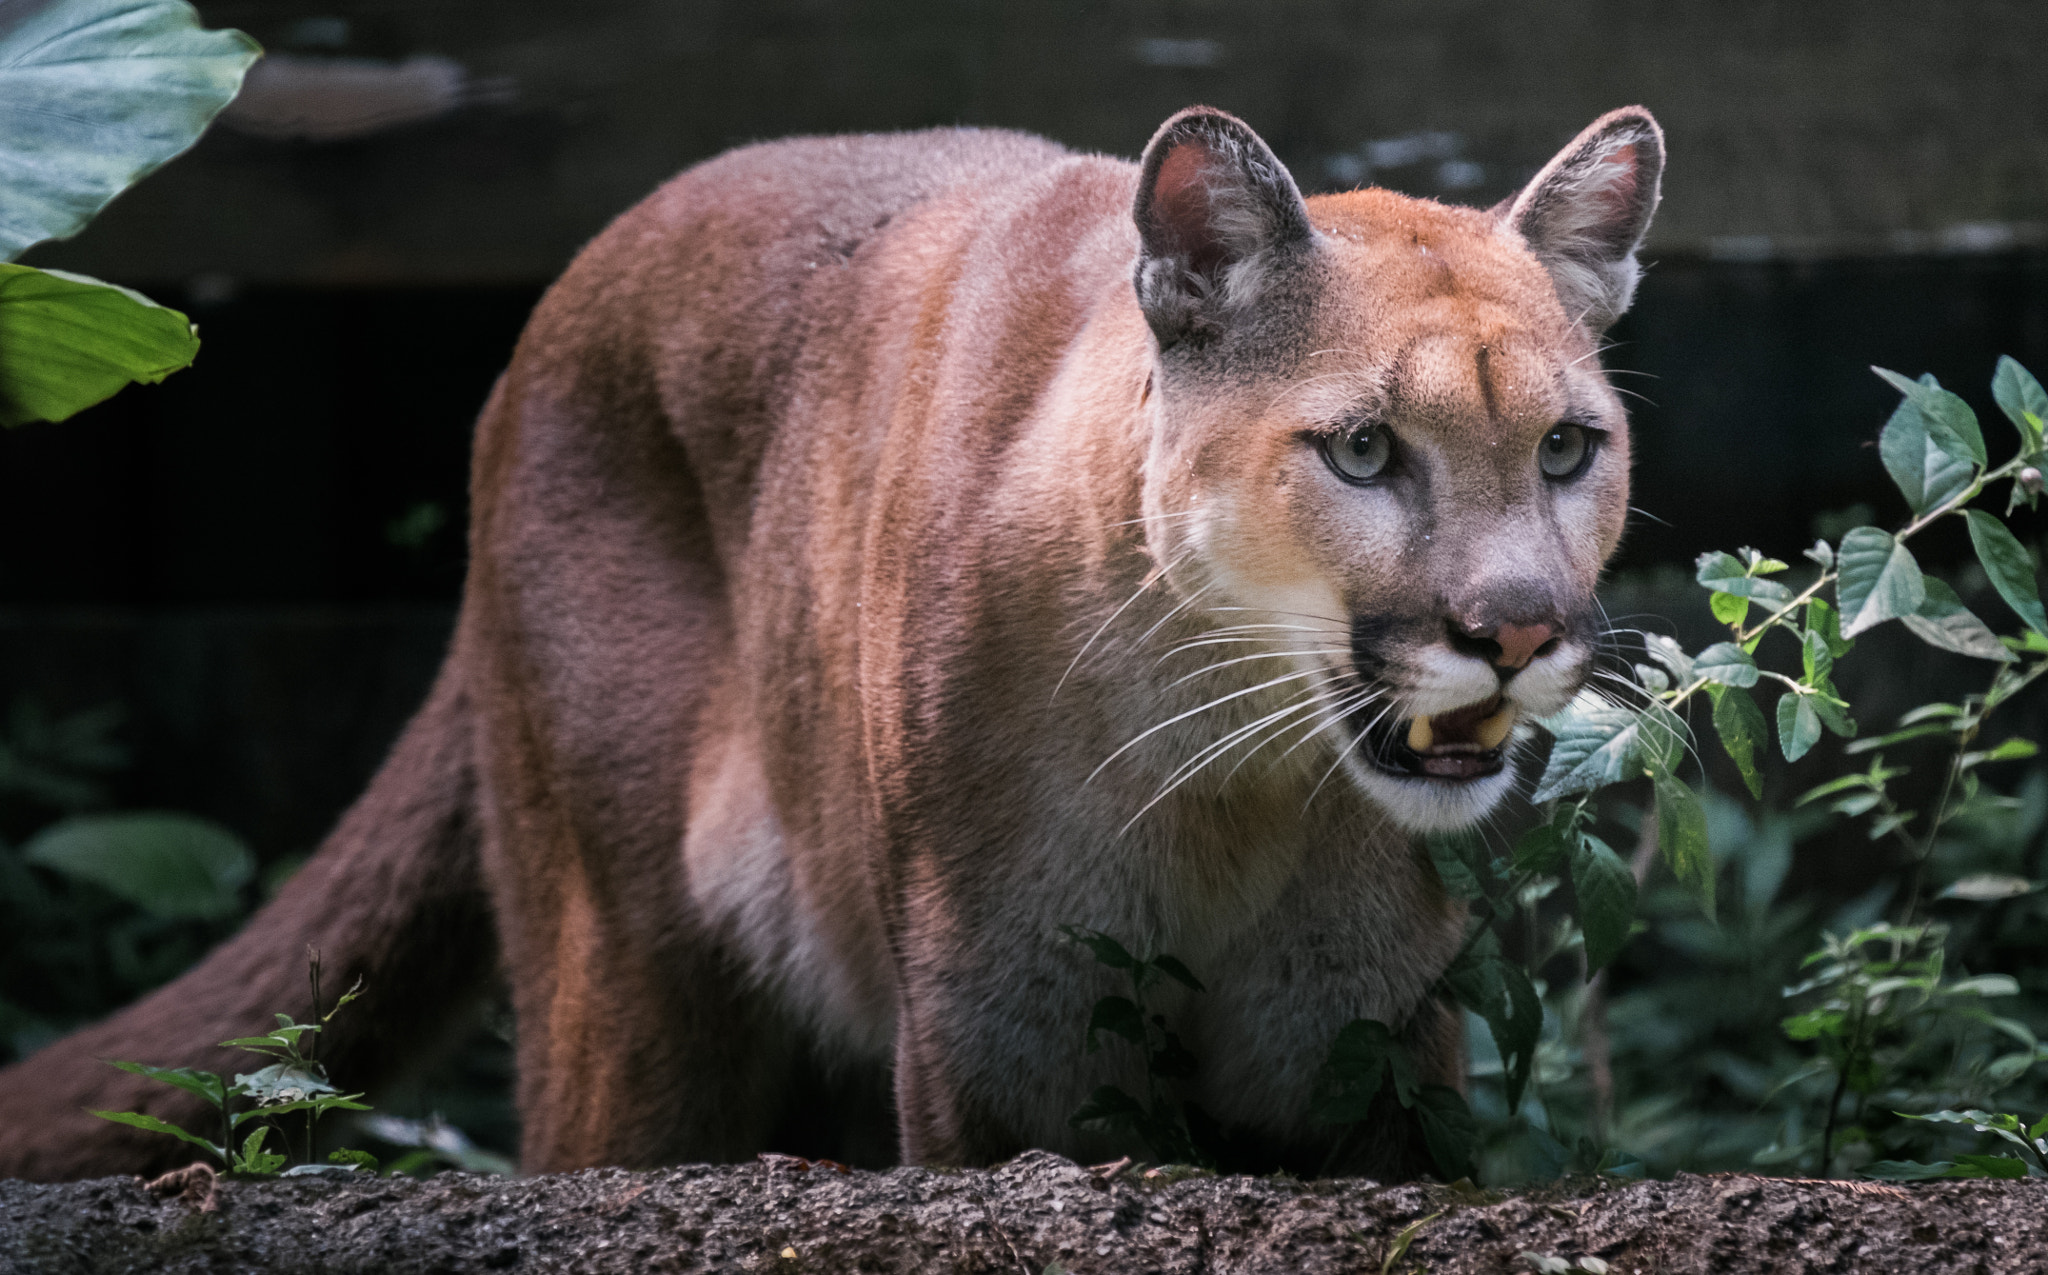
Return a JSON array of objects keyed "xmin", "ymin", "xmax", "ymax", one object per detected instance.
[
  {"xmin": 1474, "ymin": 704, "xmax": 1517, "ymax": 751},
  {"xmin": 1406, "ymin": 716, "xmax": 1434, "ymax": 752}
]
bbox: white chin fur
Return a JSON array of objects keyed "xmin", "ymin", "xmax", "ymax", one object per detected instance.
[{"xmin": 1347, "ymin": 752, "xmax": 1521, "ymax": 834}]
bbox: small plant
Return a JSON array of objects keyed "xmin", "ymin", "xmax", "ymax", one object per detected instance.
[
  {"xmin": 1486, "ymin": 356, "xmax": 2048, "ymax": 1178},
  {"xmin": 89, "ymin": 951, "xmax": 375, "ymax": 1176},
  {"xmin": 1776, "ymin": 922, "xmax": 2032, "ymax": 1174},
  {"xmin": 1312, "ymin": 1017, "xmax": 1478, "ymax": 1180},
  {"xmin": 1870, "ymin": 1107, "xmax": 2048, "ymax": 1179},
  {"xmin": 1059, "ymin": 925, "xmax": 1212, "ymax": 1166}
]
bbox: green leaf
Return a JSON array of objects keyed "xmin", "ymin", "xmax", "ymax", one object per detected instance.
[
  {"xmin": 1652, "ymin": 771, "xmax": 1715, "ymax": 917},
  {"xmin": 237, "ymin": 1092, "xmax": 368, "ymax": 1123},
  {"xmin": 1965, "ymin": 510, "xmax": 2048, "ymax": 637},
  {"xmin": 1782, "ymin": 1008, "xmax": 1845, "ymax": 1041},
  {"xmin": 0, "ymin": 0, "xmax": 260, "ymax": 258},
  {"xmin": 1873, "ymin": 366, "xmax": 1987, "ymax": 466},
  {"xmin": 1993, "ymin": 356, "xmax": 2048, "ymax": 454},
  {"xmin": 234, "ymin": 1062, "xmax": 335, "ymax": 1106},
  {"xmin": 1878, "ymin": 389, "xmax": 1975, "ymax": 514},
  {"xmin": 1069, "ymin": 1084, "xmax": 1146, "ymax": 1128},
  {"xmin": 1708, "ymin": 685, "xmax": 1767, "ymax": 798},
  {"xmin": 1442, "ymin": 934, "xmax": 1542, "ymax": 1112},
  {"xmin": 1569, "ymin": 832, "xmax": 1636, "ymax": 971},
  {"xmin": 1902, "ymin": 577, "xmax": 2017, "ymax": 663},
  {"xmin": 1533, "ymin": 692, "xmax": 1685, "ymax": 803},
  {"xmin": 1511, "ymin": 821, "xmax": 1572, "ymax": 875},
  {"xmin": 1311, "ymin": 1018, "xmax": 1396, "ymax": 1125},
  {"xmin": 105, "ymin": 1059, "xmax": 225, "ymax": 1108},
  {"xmin": 1776, "ymin": 693, "xmax": 1821, "ymax": 763},
  {"xmin": 1807, "ymin": 597, "xmax": 1853, "ymax": 658},
  {"xmin": 1642, "ymin": 635, "xmax": 1694, "ymax": 683},
  {"xmin": 1709, "ymin": 591, "xmax": 1750, "ymax": 627},
  {"xmin": 0, "ymin": 264, "xmax": 201, "ymax": 425},
  {"xmin": 1425, "ymin": 832, "xmax": 1487, "ymax": 900},
  {"xmin": 1862, "ymin": 1159, "xmax": 1960, "ymax": 1181},
  {"xmin": 1059, "ymin": 926, "xmax": 1139, "ymax": 970},
  {"xmin": 1948, "ymin": 1154, "xmax": 2031, "ymax": 1179},
  {"xmin": 328, "ymin": 1148, "xmax": 380, "ymax": 1172},
  {"xmin": 1800, "ymin": 630, "xmax": 1832, "ymax": 689},
  {"xmin": 1694, "ymin": 642, "xmax": 1759, "ymax": 688},
  {"xmin": 1835, "ymin": 527, "xmax": 1927, "ymax": 637},
  {"xmin": 1809, "ymin": 691, "xmax": 1857, "ymax": 740},
  {"xmin": 88, "ymin": 1109, "xmax": 224, "ymax": 1161},
  {"xmin": 232, "ymin": 1126, "xmax": 286, "ymax": 1176},
  {"xmin": 1410, "ymin": 1086, "xmax": 1479, "ymax": 1183},
  {"xmin": 1084, "ymin": 997, "xmax": 1146, "ymax": 1051},
  {"xmin": 23, "ymin": 812, "xmax": 253, "ymax": 919},
  {"xmin": 1695, "ymin": 551, "xmax": 1794, "ymax": 603},
  {"xmin": 1148, "ymin": 954, "xmax": 1205, "ymax": 993}
]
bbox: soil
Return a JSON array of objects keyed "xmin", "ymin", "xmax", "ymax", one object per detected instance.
[{"xmin": 3, "ymin": 1151, "xmax": 2044, "ymax": 1274}]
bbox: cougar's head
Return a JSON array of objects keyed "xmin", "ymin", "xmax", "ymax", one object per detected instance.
[{"xmin": 1130, "ymin": 105, "xmax": 1662, "ymax": 832}]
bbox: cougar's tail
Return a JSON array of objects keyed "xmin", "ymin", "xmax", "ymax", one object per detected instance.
[{"xmin": 0, "ymin": 657, "xmax": 493, "ymax": 1181}]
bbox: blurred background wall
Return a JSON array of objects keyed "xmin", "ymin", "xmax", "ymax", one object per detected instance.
[{"xmin": 4, "ymin": 0, "xmax": 2046, "ymax": 904}]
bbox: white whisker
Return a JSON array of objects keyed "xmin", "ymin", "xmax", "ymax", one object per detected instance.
[
  {"xmin": 1164, "ymin": 648, "xmax": 1349, "ymax": 689},
  {"xmin": 1051, "ymin": 548, "xmax": 1192, "ymax": 703},
  {"xmin": 1088, "ymin": 665, "xmax": 1336, "ymax": 784}
]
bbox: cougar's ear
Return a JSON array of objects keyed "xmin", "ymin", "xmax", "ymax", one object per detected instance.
[
  {"xmin": 1133, "ymin": 107, "xmax": 1314, "ymax": 348},
  {"xmin": 1500, "ymin": 106, "xmax": 1664, "ymax": 332}
]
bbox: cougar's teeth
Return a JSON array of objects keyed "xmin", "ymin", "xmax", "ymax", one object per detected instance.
[
  {"xmin": 1406, "ymin": 716, "xmax": 1434, "ymax": 752},
  {"xmin": 1474, "ymin": 704, "xmax": 1518, "ymax": 751}
]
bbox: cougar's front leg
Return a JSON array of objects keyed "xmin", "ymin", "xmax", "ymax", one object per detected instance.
[{"xmin": 886, "ymin": 885, "xmax": 1140, "ymax": 1167}]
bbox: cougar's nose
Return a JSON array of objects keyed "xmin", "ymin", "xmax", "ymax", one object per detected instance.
[{"xmin": 1447, "ymin": 616, "xmax": 1559, "ymax": 672}]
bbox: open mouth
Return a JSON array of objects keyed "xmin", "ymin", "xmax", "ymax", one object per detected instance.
[{"xmin": 1354, "ymin": 694, "xmax": 1518, "ymax": 782}]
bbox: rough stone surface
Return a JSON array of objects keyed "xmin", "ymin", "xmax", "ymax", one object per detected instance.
[{"xmin": 4, "ymin": 1152, "xmax": 2046, "ymax": 1274}]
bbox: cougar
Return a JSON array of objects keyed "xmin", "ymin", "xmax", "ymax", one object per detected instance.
[{"xmin": 0, "ymin": 103, "xmax": 1661, "ymax": 1179}]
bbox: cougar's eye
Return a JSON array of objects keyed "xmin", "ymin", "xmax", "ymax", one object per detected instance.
[
  {"xmin": 1538, "ymin": 423, "xmax": 1596, "ymax": 480},
  {"xmin": 1322, "ymin": 422, "xmax": 1393, "ymax": 484}
]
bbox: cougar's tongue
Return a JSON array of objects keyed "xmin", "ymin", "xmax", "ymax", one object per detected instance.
[{"xmin": 1403, "ymin": 696, "xmax": 1517, "ymax": 779}]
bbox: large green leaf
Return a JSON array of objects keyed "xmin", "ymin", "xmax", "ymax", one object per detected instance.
[
  {"xmin": 1569, "ymin": 831, "xmax": 1636, "ymax": 971},
  {"xmin": 0, "ymin": 0, "xmax": 258, "ymax": 258},
  {"xmin": 0, "ymin": 263, "xmax": 198, "ymax": 425},
  {"xmin": 1902, "ymin": 576, "xmax": 2016, "ymax": 663},
  {"xmin": 23, "ymin": 811, "xmax": 253, "ymax": 918},
  {"xmin": 1708, "ymin": 684, "xmax": 1767, "ymax": 798},
  {"xmin": 1879, "ymin": 392, "xmax": 1976, "ymax": 514},
  {"xmin": 1991, "ymin": 355, "xmax": 2047, "ymax": 455},
  {"xmin": 1310, "ymin": 1018, "xmax": 1399, "ymax": 1124},
  {"xmin": 1533, "ymin": 691, "xmax": 1684, "ymax": 802},
  {"xmin": 1873, "ymin": 367, "xmax": 1986, "ymax": 466},
  {"xmin": 106, "ymin": 1058, "xmax": 225, "ymax": 1107},
  {"xmin": 1835, "ymin": 526, "xmax": 1926, "ymax": 637},
  {"xmin": 1776, "ymin": 692, "xmax": 1822, "ymax": 763},
  {"xmin": 1442, "ymin": 933, "xmax": 1542, "ymax": 1112},
  {"xmin": 88, "ymin": 1109, "xmax": 224, "ymax": 1161},
  {"xmin": 1411, "ymin": 1085, "xmax": 1479, "ymax": 1182},
  {"xmin": 1965, "ymin": 509, "xmax": 2048, "ymax": 638},
  {"xmin": 1694, "ymin": 642, "xmax": 1759, "ymax": 688},
  {"xmin": 1652, "ymin": 771, "xmax": 1714, "ymax": 917}
]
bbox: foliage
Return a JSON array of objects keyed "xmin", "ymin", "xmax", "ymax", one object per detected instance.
[
  {"xmin": 0, "ymin": 701, "xmax": 256, "ymax": 1062},
  {"xmin": 90, "ymin": 954, "xmax": 372, "ymax": 1175},
  {"xmin": 1372, "ymin": 357, "xmax": 2048, "ymax": 1184},
  {"xmin": 0, "ymin": 0, "xmax": 256, "ymax": 424},
  {"xmin": 1058, "ymin": 925, "xmax": 1213, "ymax": 1166},
  {"xmin": 1558, "ymin": 358, "xmax": 2048, "ymax": 1182}
]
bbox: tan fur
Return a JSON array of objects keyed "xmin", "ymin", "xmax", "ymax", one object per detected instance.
[{"xmin": 0, "ymin": 107, "xmax": 1662, "ymax": 1180}]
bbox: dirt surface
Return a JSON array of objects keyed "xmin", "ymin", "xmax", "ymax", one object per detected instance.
[{"xmin": 4, "ymin": 1151, "xmax": 2045, "ymax": 1274}]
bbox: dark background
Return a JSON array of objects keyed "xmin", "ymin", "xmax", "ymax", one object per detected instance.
[{"xmin": 5, "ymin": 0, "xmax": 2048, "ymax": 1044}]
